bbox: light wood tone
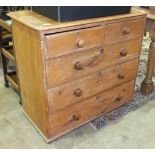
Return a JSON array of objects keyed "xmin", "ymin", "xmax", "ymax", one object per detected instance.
[
  {"xmin": 105, "ymin": 18, "xmax": 145, "ymax": 45},
  {"xmin": 0, "ymin": 16, "xmax": 20, "ymax": 94},
  {"xmin": 0, "ymin": 19, "xmax": 12, "ymax": 32},
  {"xmin": 9, "ymin": 9, "xmax": 146, "ymax": 142},
  {"xmin": 11, "ymin": 20, "xmax": 49, "ymax": 137},
  {"xmin": 47, "ymin": 59, "xmax": 139, "ymax": 113},
  {"xmin": 1, "ymin": 46, "xmax": 15, "ymax": 61},
  {"xmin": 2, "ymin": 33, "xmax": 12, "ymax": 40},
  {"xmin": 8, "ymin": 8, "xmax": 147, "ymax": 31},
  {"xmin": 45, "ymin": 26, "xmax": 104, "ymax": 58},
  {"xmin": 46, "ymin": 38, "xmax": 141, "ymax": 87},
  {"xmin": 6, "ymin": 73, "xmax": 19, "ymax": 91},
  {"xmin": 48, "ymin": 81, "xmax": 134, "ymax": 139}
]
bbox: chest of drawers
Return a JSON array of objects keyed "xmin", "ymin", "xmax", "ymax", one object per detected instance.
[{"xmin": 8, "ymin": 8, "xmax": 147, "ymax": 142}]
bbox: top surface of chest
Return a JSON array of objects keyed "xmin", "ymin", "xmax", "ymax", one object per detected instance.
[{"xmin": 8, "ymin": 8, "xmax": 147, "ymax": 31}]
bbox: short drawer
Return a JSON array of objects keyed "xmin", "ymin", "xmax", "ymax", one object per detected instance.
[
  {"xmin": 105, "ymin": 18, "xmax": 145, "ymax": 45},
  {"xmin": 46, "ymin": 38, "xmax": 141, "ymax": 88},
  {"xmin": 47, "ymin": 58, "xmax": 138, "ymax": 113},
  {"xmin": 45, "ymin": 26, "xmax": 104, "ymax": 59},
  {"xmin": 48, "ymin": 81, "xmax": 134, "ymax": 139}
]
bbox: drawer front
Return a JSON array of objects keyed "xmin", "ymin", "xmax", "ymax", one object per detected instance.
[
  {"xmin": 45, "ymin": 26, "xmax": 104, "ymax": 59},
  {"xmin": 46, "ymin": 38, "xmax": 141, "ymax": 88},
  {"xmin": 105, "ymin": 18, "xmax": 145, "ymax": 45},
  {"xmin": 47, "ymin": 58, "xmax": 138, "ymax": 113},
  {"xmin": 48, "ymin": 81, "xmax": 134, "ymax": 138}
]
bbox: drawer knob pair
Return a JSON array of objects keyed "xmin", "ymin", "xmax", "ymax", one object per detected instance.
[
  {"xmin": 74, "ymin": 88, "xmax": 83, "ymax": 97},
  {"xmin": 118, "ymin": 74, "xmax": 125, "ymax": 79},
  {"xmin": 123, "ymin": 27, "xmax": 130, "ymax": 35},
  {"xmin": 120, "ymin": 49, "xmax": 127, "ymax": 57},
  {"xmin": 73, "ymin": 113, "xmax": 81, "ymax": 121},
  {"xmin": 77, "ymin": 39, "xmax": 85, "ymax": 48}
]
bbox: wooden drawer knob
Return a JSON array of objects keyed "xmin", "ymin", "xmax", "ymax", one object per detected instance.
[
  {"xmin": 77, "ymin": 39, "xmax": 85, "ymax": 48},
  {"xmin": 73, "ymin": 113, "xmax": 81, "ymax": 121},
  {"xmin": 123, "ymin": 27, "xmax": 130, "ymax": 35},
  {"xmin": 118, "ymin": 74, "xmax": 125, "ymax": 79},
  {"xmin": 74, "ymin": 88, "xmax": 83, "ymax": 97},
  {"xmin": 120, "ymin": 48, "xmax": 127, "ymax": 57},
  {"xmin": 74, "ymin": 61, "xmax": 83, "ymax": 70},
  {"xmin": 116, "ymin": 96, "xmax": 122, "ymax": 102}
]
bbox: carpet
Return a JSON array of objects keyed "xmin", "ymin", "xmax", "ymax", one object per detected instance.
[
  {"xmin": 90, "ymin": 87, "xmax": 155, "ymax": 129},
  {"xmin": 90, "ymin": 33, "xmax": 155, "ymax": 130}
]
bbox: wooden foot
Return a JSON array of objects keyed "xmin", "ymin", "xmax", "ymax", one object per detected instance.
[{"xmin": 140, "ymin": 79, "xmax": 153, "ymax": 95}]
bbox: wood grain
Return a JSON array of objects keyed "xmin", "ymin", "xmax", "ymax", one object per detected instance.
[
  {"xmin": 12, "ymin": 20, "xmax": 49, "ymax": 137},
  {"xmin": 7, "ymin": 8, "xmax": 147, "ymax": 31},
  {"xmin": 105, "ymin": 18, "xmax": 145, "ymax": 45},
  {"xmin": 0, "ymin": 19, "xmax": 12, "ymax": 32},
  {"xmin": 46, "ymin": 38, "xmax": 141, "ymax": 87},
  {"xmin": 9, "ymin": 9, "xmax": 146, "ymax": 142},
  {"xmin": 47, "ymin": 58, "xmax": 139, "ymax": 113},
  {"xmin": 45, "ymin": 26, "xmax": 104, "ymax": 59},
  {"xmin": 48, "ymin": 80, "xmax": 134, "ymax": 139},
  {"xmin": 140, "ymin": 12, "xmax": 155, "ymax": 95}
]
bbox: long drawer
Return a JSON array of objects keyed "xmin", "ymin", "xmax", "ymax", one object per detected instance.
[
  {"xmin": 104, "ymin": 18, "xmax": 145, "ymax": 45},
  {"xmin": 45, "ymin": 26, "xmax": 104, "ymax": 59},
  {"xmin": 46, "ymin": 38, "xmax": 141, "ymax": 88},
  {"xmin": 48, "ymin": 80, "xmax": 134, "ymax": 139},
  {"xmin": 47, "ymin": 58, "xmax": 138, "ymax": 113}
]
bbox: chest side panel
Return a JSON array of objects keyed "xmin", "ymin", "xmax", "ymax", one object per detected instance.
[{"xmin": 12, "ymin": 20, "xmax": 49, "ymax": 138}]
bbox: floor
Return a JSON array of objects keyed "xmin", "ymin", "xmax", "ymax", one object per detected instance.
[
  {"xmin": 1, "ymin": 85, "xmax": 155, "ymax": 149},
  {"xmin": 0, "ymin": 34, "xmax": 155, "ymax": 148}
]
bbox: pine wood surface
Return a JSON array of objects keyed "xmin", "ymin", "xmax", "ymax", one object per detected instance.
[{"xmin": 9, "ymin": 9, "xmax": 147, "ymax": 142}]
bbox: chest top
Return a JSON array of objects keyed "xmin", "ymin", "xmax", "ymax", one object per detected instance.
[{"xmin": 8, "ymin": 7, "xmax": 147, "ymax": 31}]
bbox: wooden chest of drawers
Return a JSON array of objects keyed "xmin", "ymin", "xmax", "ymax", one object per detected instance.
[{"xmin": 8, "ymin": 8, "xmax": 147, "ymax": 142}]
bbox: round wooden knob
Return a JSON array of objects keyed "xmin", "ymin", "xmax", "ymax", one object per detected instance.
[
  {"xmin": 74, "ymin": 88, "xmax": 83, "ymax": 97},
  {"xmin": 73, "ymin": 113, "xmax": 81, "ymax": 121},
  {"xmin": 120, "ymin": 48, "xmax": 127, "ymax": 57},
  {"xmin": 118, "ymin": 74, "xmax": 125, "ymax": 79},
  {"xmin": 116, "ymin": 96, "xmax": 122, "ymax": 102},
  {"xmin": 123, "ymin": 27, "xmax": 130, "ymax": 35},
  {"xmin": 77, "ymin": 39, "xmax": 85, "ymax": 48},
  {"xmin": 74, "ymin": 61, "xmax": 83, "ymax": 70}
]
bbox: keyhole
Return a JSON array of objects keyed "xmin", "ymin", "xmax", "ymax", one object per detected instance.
[
  {"xmin": 97, "ymin": 71, "xmax": 102, "ymax": 76},
  {"xmin": 96, "ymin": 96, "xmax": 100, "ymax": 100},
  {"xmin": 58, "ymin": 91, "xmax": 62, "ymax": 95},
  {"xmin": 97, "ymin": 71, "xmax": 102, "ymax": 84}
]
